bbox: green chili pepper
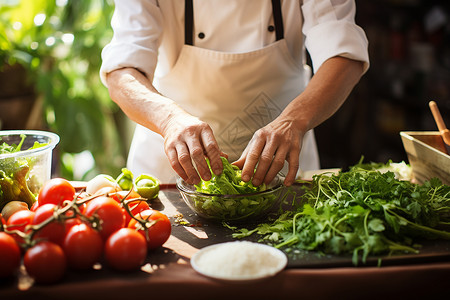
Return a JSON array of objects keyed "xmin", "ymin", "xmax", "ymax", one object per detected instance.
[
  {"xmin": 135, "ymin": 174, "xmax": 160, "ymax": 200},
  {"xmin": 116, "ymin": 168, "xmax": 134, "ymax": 191}
]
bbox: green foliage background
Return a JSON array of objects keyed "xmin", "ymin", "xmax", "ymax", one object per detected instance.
[{"xmin": 0, "ymin": 0, "xmax": 127, "ymax": 180}]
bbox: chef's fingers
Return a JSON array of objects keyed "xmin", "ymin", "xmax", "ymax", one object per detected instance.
[
  {"xmin": 184, "ymin": 136, "xmax": 212, "ymax": 182},
  {"xmin": 200, "ymin": 129, "xmax": 223, "ymax": 176},
  {"xmin": 251, "ymin": 142, "xmax": 279, "ymax": 187},
  {"xmin": 282, "ymin": 145, "xmax": 301, "ymax": 186},
  {"xmin": 240, "ymin": 137, "xmax": 265, "ymax": 183},
  {"xmin": 262, "ymin": 143, "xmax": 290, "ymax": 186},
  {"xmin": 166, "ymin": 147, "xmax": 189, "ymax": 183},
  {"xmin": 176, "ymin": 143, "xmax": 201, "ymax": 184},
  {"xmin": 232, "ymin": 147, "xmax": 248, "ymax": 169}
]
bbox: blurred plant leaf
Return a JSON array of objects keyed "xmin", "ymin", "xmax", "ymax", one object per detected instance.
[{"xmin": 0, "ymin": 0, "xmax": 124, "ymax": 180}]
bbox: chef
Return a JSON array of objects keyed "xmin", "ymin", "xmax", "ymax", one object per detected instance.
[{"xmin": 100, "ymin": 0, "xmax": 369, "ymax": 187}]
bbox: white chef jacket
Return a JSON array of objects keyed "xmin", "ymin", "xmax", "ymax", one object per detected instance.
[
  {"xmin": 100, "ymin": 0, "xmax": 369, "ymax": 181},
  {"xmin": 100, "ymin": 0, "xmax": 369, "ymax": 85}
]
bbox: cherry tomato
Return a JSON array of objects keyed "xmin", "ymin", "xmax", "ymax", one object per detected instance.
[
  {"xmin": 30, "ymin": 200, "xmax": 39, "ymax": 212},
  {"xmin": 6, "ymin": 209, "xmax": 35, "ymax": 245},
  {"xmin": 32, "ymin": 204, "xmax": 66, "ymax": 246},
  {"xmin": 84, "ymin": 196, "xmax": 125, "ymax": 240},
  {"xmin": 99, "ymin": 188, "xmax": 141, "ymax": 204},
  {"xmin": 24, "ymin": 241, "xmax": 66, "ymax": 284},
  {"xmin": 104, "ymin": 228, "xmax": 147, "ymax": 271},
  {"xmin": 124, "ymin": 199, "xmax": 150, "ymax": 226},
  {"xmin": 38, "ymin": 178, "xmax": 75, "ymax": 206},
  {"xmin": 0, "ymin": 232, "xmax": 21, "ymax": 278},
  {"xmin": 62, "ymin": 201, "xmax": 86, "ymax": 234},
  {"xmin": 128, "ymin": 209, "xmax": 171, "ymax": 250},
  {"xmin": 64, "ymin": 217, "xmax": 83, "ymax": 235},
  {"xmin": 63, "ymin": 223, "xmax": 103, "ymax": 270}
]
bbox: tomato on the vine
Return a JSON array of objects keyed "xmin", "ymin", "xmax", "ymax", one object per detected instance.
[
  {"xmin": 128, "ymin": 209, "xmax": 171, "ymax": 250},
  {"xmin": 30, "ymin": 200, "xmax": 39, "ymax": 212},
  {"xmin": 32, "ymin": 203, "xmax": 66, "ymax": 246},
  {"xmin": 124, "ymin": 199, "xmax": 150, "ymax": 226},
  {"xmin": 99, "ymin": 188, "xmax": 141, "ymax": 204},
  {"xmin": 6, "ymin": 209, "xmax": 35, "ymax": 245},
  {"xmin": 24, "ymin": 241, "xmax": 67, "ymax": 284},
  {"xmin": 84, "ymin": 196, "xmax": 125, "ymax": 240},
  {"xmin": 104, "ymin": 228, "xmax": 147, "ymax": 271},
  {"xmin": 63, "ymin": 223, "xmax": 103, "ymax": 270},
  {"xmin": 63, "ymin": 216, "xmax": 83, "ymax": 235},
  {"xmin": 0, "ymin": 232, "xmax": 21, "ymax": 278},
  {"xmin": 38, "ymin": 178, "xmax": 75, "ymax": 206}
]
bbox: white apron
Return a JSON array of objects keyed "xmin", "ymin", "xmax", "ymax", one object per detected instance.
[{"xmin": 128, "ymin": 1, "xmax": 319, "ymax": 183}]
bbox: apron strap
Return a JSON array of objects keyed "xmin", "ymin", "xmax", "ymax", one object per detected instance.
[
  {"xmin": 184, "ymin": 0, "xmax": 284, "ymax": 45},
  {"xmin": 185, "ymin": 0, "xmax": 194, "ymax": 46},
  {"xmin": 271, "ymin": 0, "xmax": 284, "ymax": 41}
]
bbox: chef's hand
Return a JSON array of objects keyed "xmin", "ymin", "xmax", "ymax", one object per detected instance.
[
  {"xmin": 233, "ymin": 117, "xmax": 303, "ymax": 187},
  {"xmin": 161, "ymin": 112, "xmax": 225, "ymax": 185}
]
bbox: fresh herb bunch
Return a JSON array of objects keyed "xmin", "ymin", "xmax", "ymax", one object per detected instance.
[{"xmin": 231, "ymin": 160, "xmax": 450, "ymax": 265}]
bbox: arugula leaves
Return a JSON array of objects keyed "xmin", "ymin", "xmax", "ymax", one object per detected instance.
[{"xmin": 230, "ymin": 160, "xmax": 450, "ymax": 265}]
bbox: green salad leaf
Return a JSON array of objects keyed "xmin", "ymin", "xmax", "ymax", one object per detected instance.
[
  {"xmin": 190, "ymin": 157, "xmax": 281, "ymax": 221},
  {"xmin": 195, "ymin": 157, "xmax": 267, "ymax": 195}
]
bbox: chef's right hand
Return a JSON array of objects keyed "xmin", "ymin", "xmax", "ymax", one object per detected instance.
[{"xmin": 161, "ymin": 113, "xmax": 224, "ymax": 185}]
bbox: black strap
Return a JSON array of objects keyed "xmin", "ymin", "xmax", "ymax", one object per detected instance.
[
  {"xmin": 184, "ymin": 0, "xmax": 284, "ymax": 45},
  {"xmin": 271, "ymin": 0, "xmax": 284, "ymax": 41},
  {"xmin": 185, "ymin": 0, "xmax": 194, "ymax": 45}
]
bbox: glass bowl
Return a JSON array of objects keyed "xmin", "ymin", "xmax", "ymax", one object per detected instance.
[
  {"xmin": 0, "ymin": 130, "xmax": 60, "ymax": 207},
  {"xmin": 176, "ymin": 173, "xmax": 285, "ymax": 222}
]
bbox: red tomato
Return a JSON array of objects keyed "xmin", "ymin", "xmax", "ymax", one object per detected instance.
[
  {"xmin": 0, "ymin": 232, "xmax": 21, "ymax": 278},
  {"xmin": 24, "ymin": 241, "xmax": 66, "ymax": 284},
  {"xmin": 84, "ymin": 196, "xmax": 125, "ymax": 240},
  {"xmin": 103, "ymin": 188, "xmax": 141, "ymax": 204},
  {"xmin": 30, "ymin": 200, "xmax": 39, "ymax": 211},
  {"xmin": 32, "ymin": 204, "xmax": 66, "ymax": 246},
  {"xmin": 64, "ymin": 217, "xmax": 83, "ymax": 235},
  {"xmin": 104, "ymin": 228, "xmax": 147, "ymax": 271},
  {"xmin": 6, "ymin": 209, "xmax": 35, "ymax": 245},
  {"xmin": 63, "ymin": 223, "xmax": 103, "ymax": 270},
  {"xmin": 38, "ymin": 178, "xmax": 75, "ymax": 206},
  {"xmin": 124, "ymin": 199, "xmax": 150, "ymax": 226},
  {"xmin": 128, "ymin": 209, "xmax": 171, "ymax": 250},
  {"xmin": 63, "ymin": 201, "xmax": 86, "ymax": 234}
]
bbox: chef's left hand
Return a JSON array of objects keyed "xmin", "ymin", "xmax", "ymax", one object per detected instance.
[{"xmin": 233, "ymin": 117, "xmax": 304, "ymax": 187}]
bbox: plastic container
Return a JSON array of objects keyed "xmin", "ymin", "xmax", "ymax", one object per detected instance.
[{"xmin": 0, "ymin": 130, "xmax": 60, "ymax": 196}]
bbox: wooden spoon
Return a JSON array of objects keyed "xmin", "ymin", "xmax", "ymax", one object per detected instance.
[{"xmin": 429, "ymin": 101, "xmax": 450, "ymax": 146}]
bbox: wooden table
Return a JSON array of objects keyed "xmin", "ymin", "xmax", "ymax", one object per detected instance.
[{"xmin": 1, "ymin": 185, "xmax": 449, "ymax": 300}]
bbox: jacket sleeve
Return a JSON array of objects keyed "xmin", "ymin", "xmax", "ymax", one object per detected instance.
[
  {"xmin": 100, "ymin": 0, "xmax": 163, "ymax": 86},
  {"xmin": 301, "ymin": 0, "xmax": 370, "ymax": 74}
]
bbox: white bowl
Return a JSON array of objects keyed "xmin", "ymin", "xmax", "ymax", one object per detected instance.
[{"xmin": 191, "ymin": 241, "xmax": 287, "ymax": 283}]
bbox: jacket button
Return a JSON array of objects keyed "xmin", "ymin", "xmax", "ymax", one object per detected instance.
[
  {"xmin": 198, "ymin": 32, "xmax": 205, "ymax": 39},
  {"xmin": 268, "ymin": 25, "xmax": 275, "ymax": 32}
]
